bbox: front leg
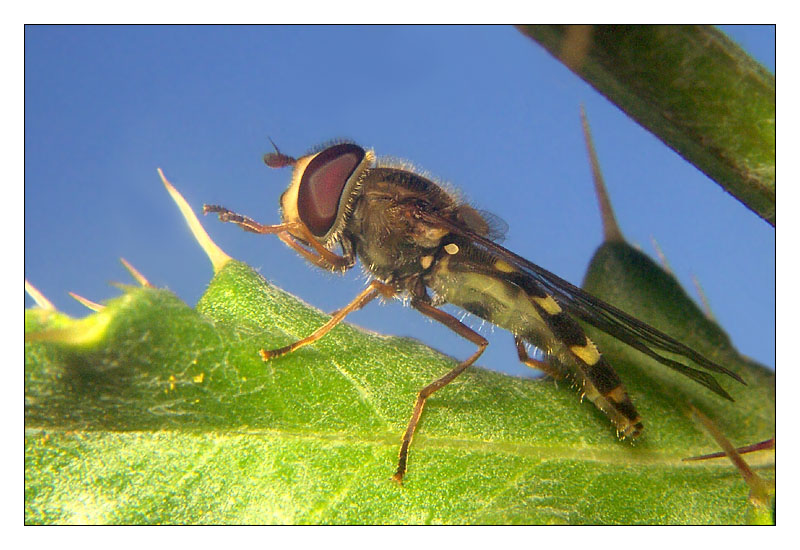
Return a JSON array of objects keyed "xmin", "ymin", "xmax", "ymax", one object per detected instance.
[
  {"xmin": 203, "ymin": 204, "xmax": 354, "ymax": 272},
  {"xmin": 203, "ymin": 204, "xmax": 287, "ymax": 234}
]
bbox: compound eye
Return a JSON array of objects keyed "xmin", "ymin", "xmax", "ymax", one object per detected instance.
[{"xmin": 297, "ymin": 143, "xmax": 366, "ymax": 237}]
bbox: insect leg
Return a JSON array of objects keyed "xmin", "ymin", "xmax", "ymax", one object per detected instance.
[
  {"xmin": 393, "ymin": 299, "xmax": 489, "ymax": 484},
  {"xmin": 527, "ymin": 297, "xmax": 644, "ymax": 439},
  {"xmin": 514, "ymin": 336, "xmax": 563, "ymax": 380},
  {"xmin": 203, "ymin": 204, "xmax": 354, "ymax": 271},
  {"xmin": 203, "ymin": 204, "xmax": 288, "ymax": 234},
  {"xmin": 276, "ymin": 232, "xmax": 355, "ymax": 272},
  {"xmin": 259, "ymin": 280, "xmax": 396, "ymax": 361},
  {"xmin": 683, "ymin": 437, "xmax": 775, "ymax": 462}
]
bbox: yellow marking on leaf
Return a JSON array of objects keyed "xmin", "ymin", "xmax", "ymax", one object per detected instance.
[
  {"xmin": 158, "ymin": 168, "xmax": 231, "ymax": 273},
  {"xmin": 193, "ymin": 373, "xmax": 205, "ymax": 384},
  {"xmin": 570, "ymin": 340, "xmax": 601, "ymax": 365},
  {"xmin": 533, "ymin": 295, "xmax": 562, "ymax": 315},
  {"xmin": 25, "ymin": 310, "xmax": 114, "ymax": 346}
]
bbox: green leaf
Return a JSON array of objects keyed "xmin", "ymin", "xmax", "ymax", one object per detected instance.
[
  {"xmin": 582, "ymin": 240, "xmax": 774, "ymax": 457},
  {"xmin": 26, "ymin": 247, "xmax": 774, "ymax": 524},
  {"xmin": 517, "ymin": 25, "xmax": 775, "ymax": 225},
  {"xmin": 25, "ymin": 44, "xmax": 775, "ymax": 522}
]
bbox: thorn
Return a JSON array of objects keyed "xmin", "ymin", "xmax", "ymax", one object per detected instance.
[
  {"xmin": 687, "ymin": 405, "xmax": 773, "ymax": 511},
  {"xmin": 25, "ymin": 280, "xmax": 55, "ymax": 310},
  {"xmin": 158, "ymin": 168, "xmax": 232, "ymax": 274},
  {"xmin": 683, "ymin": 438, "xmax": 774, "ymax": 462},
  {"xmin": 691, "ymin": 273, "xmax": 716, "ymax": 321},
  {"xmin": 109, "ymin": 281, "xmax": 141, "ymax": 293},
  {"xmin": 580, "ymin": 106, "xmax": 624, "ymax": 243},
  {"xmin": 68, "ymin": 292, "xmax": 104, "ymax": 312},
  {"xmin": 120, "ymin": 258, "xmax": 153, "ymax": 288},
  {"xmin": 649, "ymin": 236, "xmax": 673, "ymax": 275}
]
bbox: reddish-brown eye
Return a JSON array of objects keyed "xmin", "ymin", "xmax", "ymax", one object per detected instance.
[{"xmin": 297, "ymin": 143, "xmax": 365, "ymax": 237}]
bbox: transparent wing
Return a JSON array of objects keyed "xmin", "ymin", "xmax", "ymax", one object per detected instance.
[
  {"xmin": 420, "ymin": 210, "xmax": 744, "ymax": 400},
  {"xmin": 475, "ymin": 209, "xmax": 509, "ymax": 243}
]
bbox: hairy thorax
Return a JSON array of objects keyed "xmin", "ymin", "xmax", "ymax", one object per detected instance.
[{"xmin": 345, "ymin": 170, "xmax": 455, "ymax": 285}]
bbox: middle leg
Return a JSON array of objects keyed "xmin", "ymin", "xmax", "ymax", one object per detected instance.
[{"xmin": 393, "ymin": 299, "xmax": 489, "ymax": 483}]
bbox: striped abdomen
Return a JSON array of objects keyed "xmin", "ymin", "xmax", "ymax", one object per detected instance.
[{"xmin": 426, "ymin": 248, "xmax": 643, "ymax": 439}]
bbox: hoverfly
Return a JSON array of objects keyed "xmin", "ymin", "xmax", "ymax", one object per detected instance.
[{"xmin": 204, "ymin": 141, "xmax": 744, "ymax": 483}]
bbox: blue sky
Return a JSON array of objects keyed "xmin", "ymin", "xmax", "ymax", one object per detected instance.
[{"xmin": 25, "ymin": 25, "xmax": 775, "ymax": 376}]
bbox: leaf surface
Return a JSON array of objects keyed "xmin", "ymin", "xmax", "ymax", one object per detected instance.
[{"xmin": 26, "ymin": 252, "xmax": 774, "ymax": 524}]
